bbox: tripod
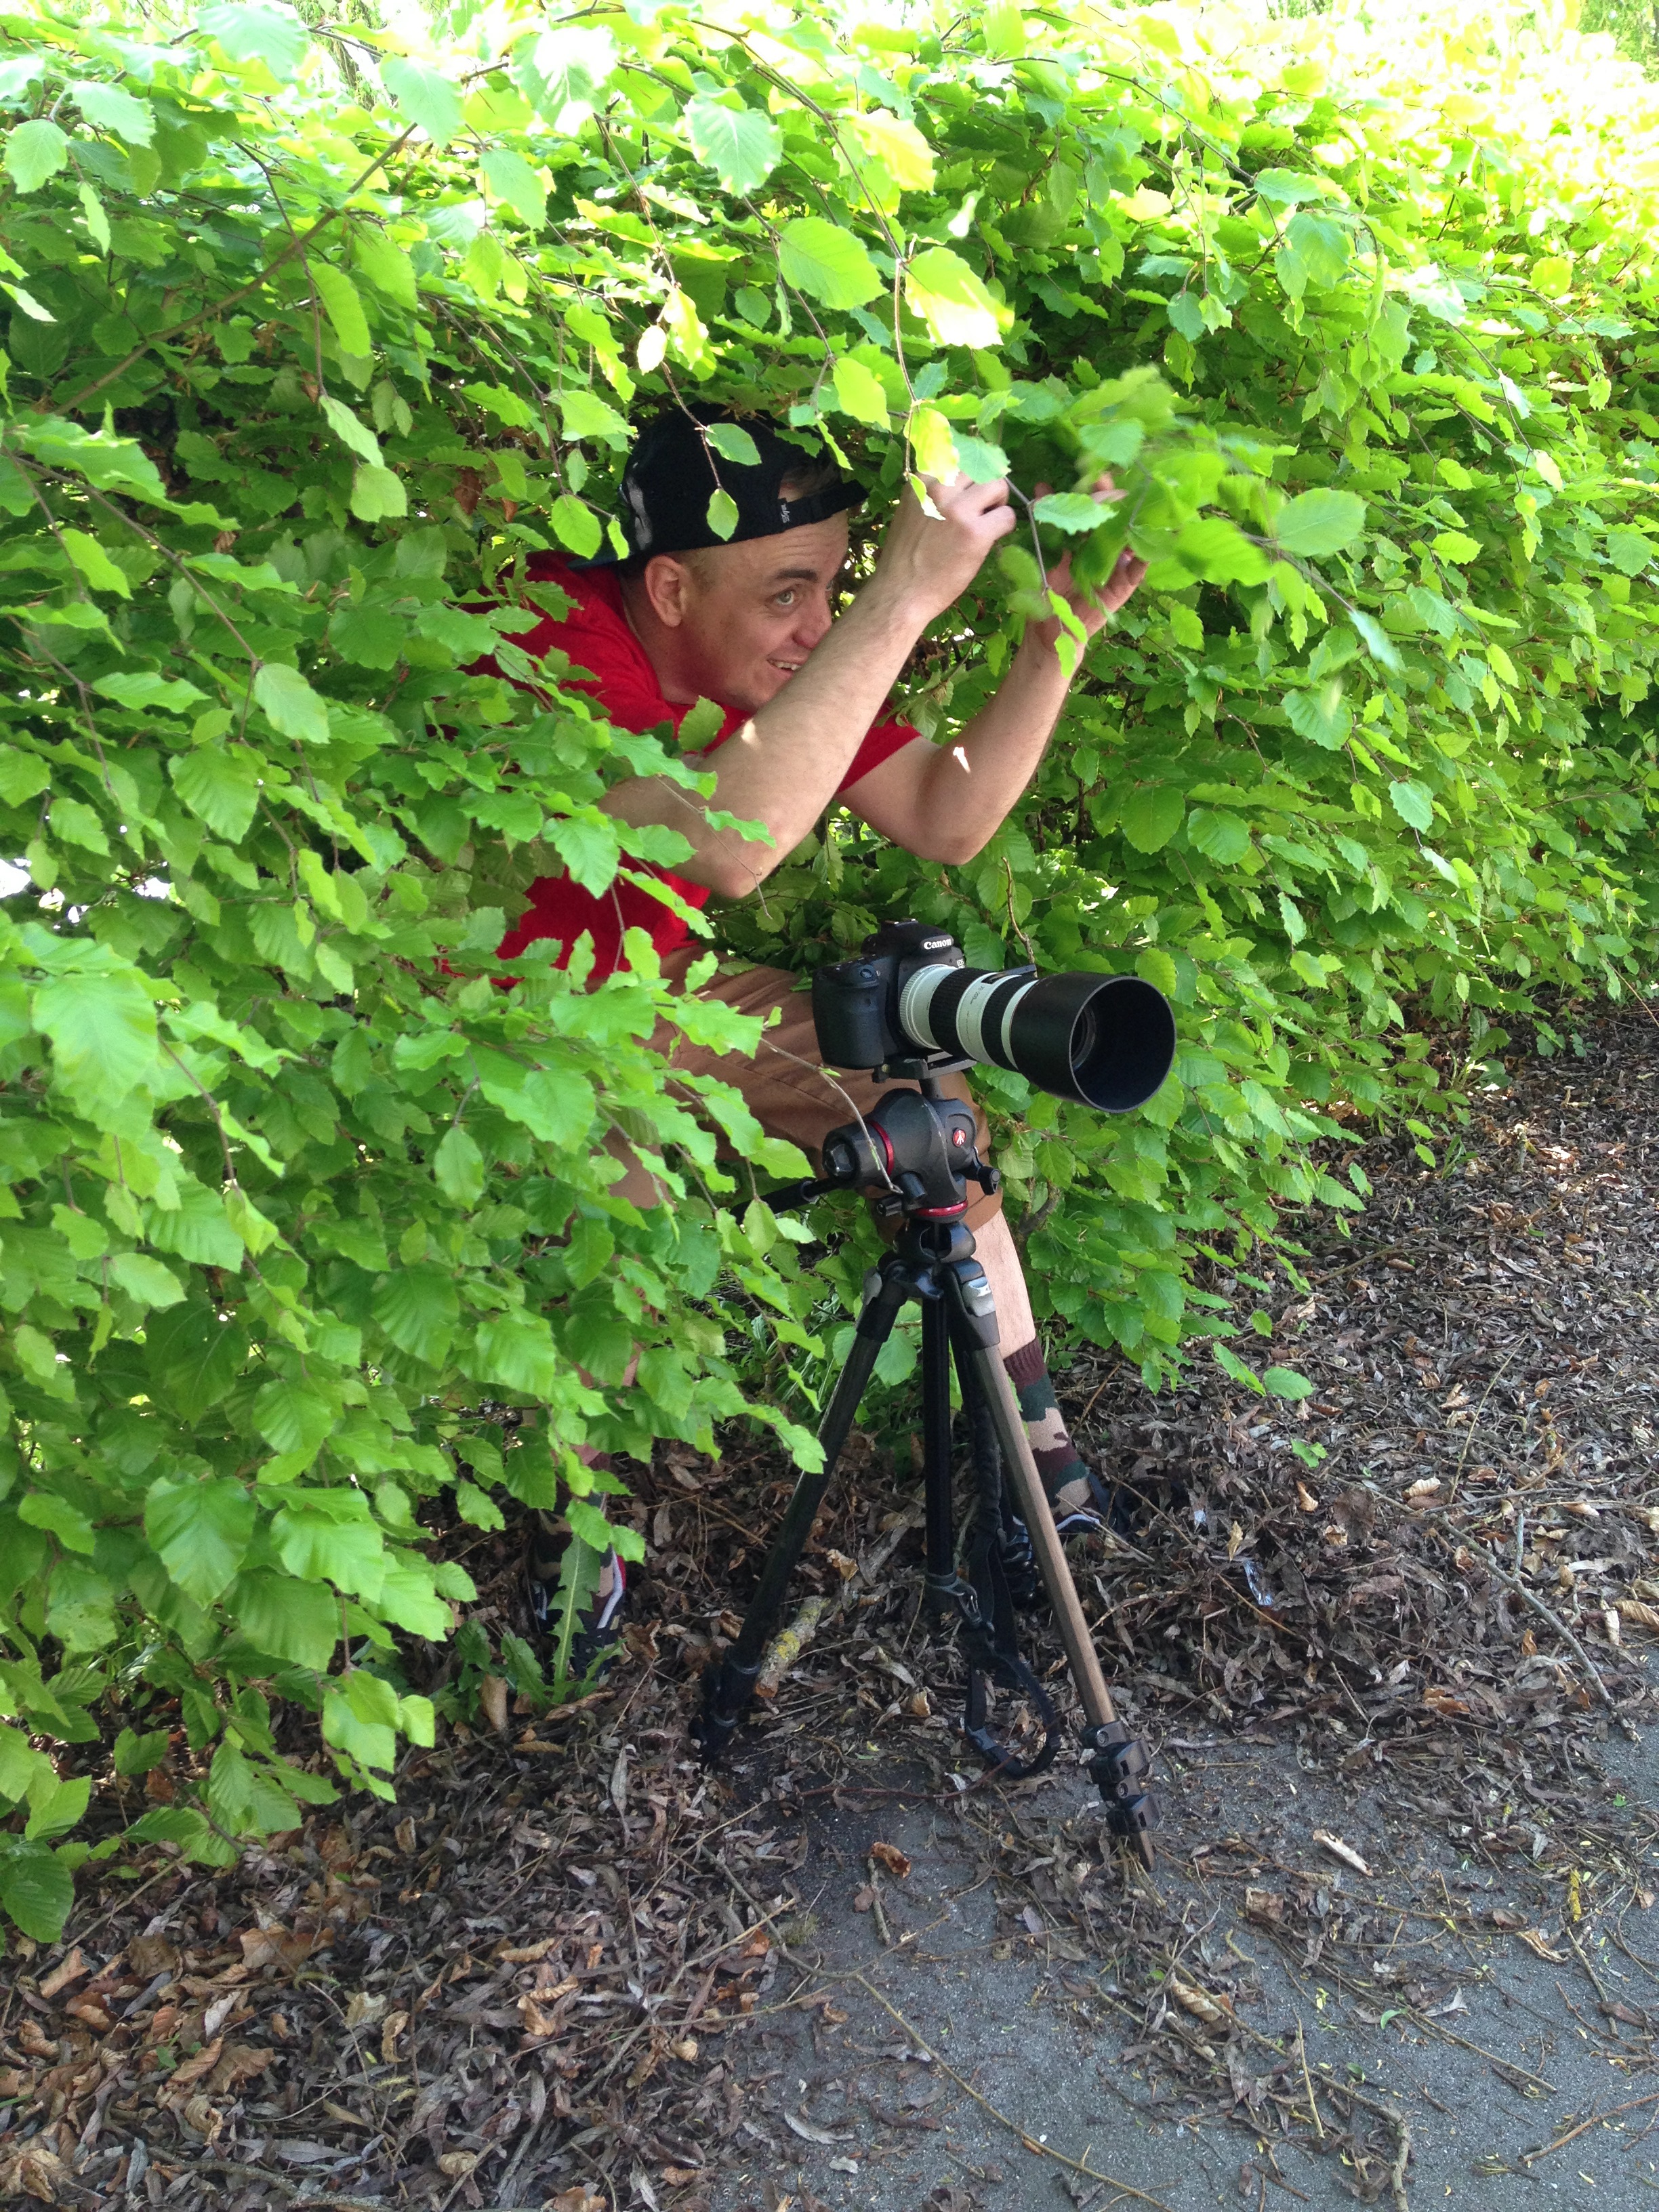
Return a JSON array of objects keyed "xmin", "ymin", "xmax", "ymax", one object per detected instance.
[{"xmin": 695, "ymin": 1073, "xmax": 1156, "ymax": 1864}]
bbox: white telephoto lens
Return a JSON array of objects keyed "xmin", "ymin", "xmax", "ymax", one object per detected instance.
[{"xmin": 897, "ymin": 963, "xmax": 952, "ymax": 1050}]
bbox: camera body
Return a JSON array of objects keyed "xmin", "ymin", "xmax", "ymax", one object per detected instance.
[{"xmin": 811, "ymin": 919, "xmax": 968, "ymax": 1073}]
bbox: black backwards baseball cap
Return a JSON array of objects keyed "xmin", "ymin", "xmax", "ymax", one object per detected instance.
[{"xmin": 585, "ymin": 404, "xmax": 861, "ymax": 565}]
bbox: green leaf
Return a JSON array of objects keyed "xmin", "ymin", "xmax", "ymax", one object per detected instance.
[
  {"xmin": 1605, "ymin": 527, "xmax": 1654, "ymax": 577},
  {"xmin": 271, "ymin": 1496, "xmax": 384, "ymax": 1595},
  {"xmin": 0, "ymin": 1843, "xmax": 73, "ymax": 1941},
  {"xmin": 905, "ymin": 247, "xmax": 1002, "ymax": 347},
  {"xmin": 482, "ymin": 148, "xmax": 546, "ymax": 229},
  {"xmin": 706, "ymin": 488, "xmax": 739, "ymax": 541},
  {"xmin": 550, "ymin": 494, "xmax": 601, "ymax": 557},
  {"xmin": 60, "ymin": 528, "xmax": 132, "ymax": 598},
  {"xmin": 373, "ymin": 1265, "xmax": 459, "ymax": 1366},
  {"xmin": 230, "ymin": 1568, "xmax": 339, "ymax": 1671},
  {"xmin": 432, "ymin": 1123, "xmax": 485, "ymax": 1206},
  {"xmin": 25, "ymin": 1772, "xmax": 90, "ymax": 1839},
  {"xmin": 112, "ymin": 1726, "xmax": 171, "ymax": 1777},
  {"xmin": 70, "ymin": 79, "xmax": 155, "ymax": 145},
  {"xmin": 705, "ymin": 422, "xmax": 762, "ymax": 468},
  {"xmin": 107, "ymin": 1252, "xmax": 186, "ymax": 1308},
  {"xmin": 350, "ymin": 466, "xmax": 407, "ymax": 522},
  {"xmin": 18, "ymin": 1491, "xmax": 96, "ymax": 1553},
  {"xmin": 1033, "ymin": 493, "xmax": 1111, "ymax": 534},
  {"xmin": 831, "ymin": 355, "xmax": 889, "ymax": 428},
  {"xmin": 144, "ymin": 1303, "xmax": 247, "ymax": 1420},
  {"xmin": 1187, "ymin": 806, "xmax": 1250, "ymax": 865},
  {"xmin": 320, "ymin": 392, "xmax": 381, "ymax": 464},
  {"xmin": 144, "ymin": 1473, "xmax": 255, "ymax": 1605},
  {"xmin": 323, "ymin": 1668, "xmax": 398, "ymax": 1770},
  {"xmin": 312, "ymin": 262, "xmax": 372, "ymax": 359},
  {"xmin": 777, "ymin": 216, "xmax": 883, "ymax": 309},
  {"xmin": 1263, "ymin": 1366, "xmax": 1315, "ymax": 1401},
  {"xmin": 511, "ymin": 25, "xmax": 616, "ymax": 130},
  {"xmin": 253, "ymin": 661, "xmax": 330, "ymax": 743},
  {"xmin": 558, "ymin": 389, "xmax": 628, "ymax": 443},
  {"xmin": 33, "ymin": 968, "xmax": 157, "ymax": 1117},
  {"xmin": 1433, "ymin": 530, "xmax": 1480, "ymax": 565},
  {"xmin": 170, "ymin": 747, "xmax": 261, "ymax": 840},
  {"xmin": 380, "ymin": 55, "xmax": 462, "ymax": 146},
  {"xmin": 254, "ymin": 1377, "xmax": 335, "ymax": 1462},
  {"xmin": 94, "ymin": 671, "xmax": 207, "ymax": 714},
  {"xmin": 197, "ymin": 1, "xmax": 308, "ymax": 79},
  {"xmin": 1388, "ymin": 779, "xmax": 1435, "ymax": 831},
  {"xmin": 1120, "ymin": 785, "xmax": 1185, "ymax": 854},
  {"xmin": 1214, "ymin": 1343, "xmax": 1266, "ymax": 1395},
  {"xmin": 4, "ymin": 119, "xmax": 67, "ymax": 193},
  {"xmin": 684, "ymin": 96, "xmax": 781, "ymax": 193},
  {"xmin": 1274, "ymin": 489, "xmax": 1366, "ymax": 558}
]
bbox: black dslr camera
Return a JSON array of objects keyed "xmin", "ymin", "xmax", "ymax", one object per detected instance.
[{"xmin": 811, "ymin": 918, "xmax": 1175, "ymax": 1113}]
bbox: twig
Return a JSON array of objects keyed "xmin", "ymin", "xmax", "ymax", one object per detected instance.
[
  {"xmin": 1296, "ymin": 2018, "xmax": 1324, "ymax": 2141},
  {"xmin": 1481, "ymin": 1554, "xmax": 1614, "ymax": 1708},
  {"xmin": 1523, "ymin": 2086, "xmax": 1659, "ymax": 2164}
]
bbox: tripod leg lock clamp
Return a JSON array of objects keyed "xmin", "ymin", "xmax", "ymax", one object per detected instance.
[{"xmin": 1082, "ymin": 1720, "xmax": 1156, "ymax": 1839}]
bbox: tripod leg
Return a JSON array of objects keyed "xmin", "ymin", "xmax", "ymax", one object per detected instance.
[
  {"xmin": 920, "ymin": 1294, "xmax": 954, "ymax": 1603},
  {"xmin": 695, "ymin": 1264, "xmax": 909, "ymax": 1761}
]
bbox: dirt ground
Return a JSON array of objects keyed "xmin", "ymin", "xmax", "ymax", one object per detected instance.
[{"xmin": 9, "ymin": 1004, "xmax": 1659, "ymax": 2212}]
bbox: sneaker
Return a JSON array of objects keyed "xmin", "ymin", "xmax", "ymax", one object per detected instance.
[{"xmin": 527, "ymin": 1513, "xmax": 627, "ymax": 1682}]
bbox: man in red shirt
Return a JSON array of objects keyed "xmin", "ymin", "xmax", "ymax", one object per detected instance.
[{"xmin": 506, "ymin": 409, "xmax": 1145, "ymax": 1664}]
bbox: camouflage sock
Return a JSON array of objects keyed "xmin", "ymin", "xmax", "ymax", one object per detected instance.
[{"xmin": 1003, "ymin": 1339, "xmax": 1094, "ymax": 1520}]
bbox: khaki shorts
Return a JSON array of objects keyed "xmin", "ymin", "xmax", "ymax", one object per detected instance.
[{"xmin": 617, "ymin": 949, "xmax": 1002, "ymax": 1232}]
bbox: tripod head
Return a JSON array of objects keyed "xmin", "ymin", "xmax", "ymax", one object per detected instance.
[{"xmin": 766, "ymin": 1077, "xmax": 1000, "ymax": 1226}]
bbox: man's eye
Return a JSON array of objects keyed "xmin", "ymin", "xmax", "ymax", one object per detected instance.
[{"xmin": 775, "ymin": 589, "xmax": 796, "ymax": 607}]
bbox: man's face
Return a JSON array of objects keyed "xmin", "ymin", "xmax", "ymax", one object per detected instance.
[{"xmin": 636, "ymin": 516, "xmax": 851, "ymax": 716}]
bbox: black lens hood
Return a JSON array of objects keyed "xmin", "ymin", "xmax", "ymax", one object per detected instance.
[{"xmin": 1010, "ymin": 972, "xmax": 1175, "ymax": 1111}]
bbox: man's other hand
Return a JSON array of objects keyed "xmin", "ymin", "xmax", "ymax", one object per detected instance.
[
  {"xmin": 872, "ymin": 470, "xmax": 1019, "ymax": 625},
  {"xmin": 1028, "ymin": 474, "xmax": 1147, "ymax": 653}
]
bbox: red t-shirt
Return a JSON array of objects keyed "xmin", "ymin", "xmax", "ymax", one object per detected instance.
[{"xmin": 494, "ymin": 554, "xmax": 920, "ymax": 980}]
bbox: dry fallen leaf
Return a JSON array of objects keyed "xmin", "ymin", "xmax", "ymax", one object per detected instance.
[
  {"xmin": 869, "ymin": 1841, "xmax": 911, "ymax": 1879},
  {"xmin": 478, "ymin": 1674, "xmax": 509, "ymax": 1733},
  {"xmin": 394, "ymin": 1816, "xmax": 417, "ymax": 1854},
  {"xmin": 344, "ymin": 1990, "xmax": 388, "ymax": 2030},
  {"xmin": 501, "ymin": 1936, "xmax": 558, "ymax": 1964},
  {"xmin": 240, "ymin": 1925, "xmax": 328, "ymax": 1973},
  {"xmin": 127, "ymin": 1933, "xmax": 180, "ymax": 1980},
  {"xmin": 851, "ymin": 1885, "xmax": 876, "ymax": 1913},
  {"xmin": 1423, "ymin": 1685, "xmax": 1473, "ymax": 1719},
  {"xmin": 1404, "ymin": 1477, "xmax": 1441, "ymax": 1502},
  {"xmin": 661, "ymin": 2166, "xmax": 702, "ymax": 2185},
  {"xmin": 1313, "ymin": 1829, "xmax": 1371, "ymax": 1877},
  {"xmin": 1295, "ymin": 1482, "xmax": 1319, "ymax": 1513},
  {"xmin": 0, "ymin": 2141, "xmax": 69, "ymax": 2203},
  {"xmin": 380, "ymin": 2009, "xmax": 409, "ymax": 2064},
  {"xmin": 1168, "ymin": 1975, "xmax": 1229, "ymax": 2025},
  {"xmin": 39, "ymin": 1946, "xmax": 89, "ymax": 2000},
  {"xmin": 438, "ymin": 2152, "xmax": 479, "ymax": 2179},
  {"xmin": 1517, "ymin": 1928, "xmax": 1568, "ymax": 1962},
  {"xmin": 209, "ymin": 2045, "xmax": 275, "ymax": 2095},
  {"xmin": 783, "ymin": 2110, "xmax": 854, "ymax": 2146},
  {"xmin": 1562, "ymin": 1498, "xmax": 1600, "ymax": 1519},
  {"xmin": 1244, "ymin": 1888, "xmax": 1286, "ymax": 1927},
  {"xmin": 1619, "ymin": 1599, "xmax": 1659, "ymax": 1635}
]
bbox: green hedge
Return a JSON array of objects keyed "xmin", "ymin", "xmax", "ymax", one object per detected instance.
[{"xmin": 0, "ymin": 0, "xmax": 1656, "ymax": 1940}]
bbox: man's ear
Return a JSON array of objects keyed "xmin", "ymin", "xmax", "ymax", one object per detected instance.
[{"xmin": 640, "ymin": 553, "xmax": 693, "ymax": 630}]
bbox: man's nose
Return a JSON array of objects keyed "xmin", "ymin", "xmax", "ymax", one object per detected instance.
[{"xmin": 792, "ymin": 594, "xmax": 834, "ymax": 651}]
